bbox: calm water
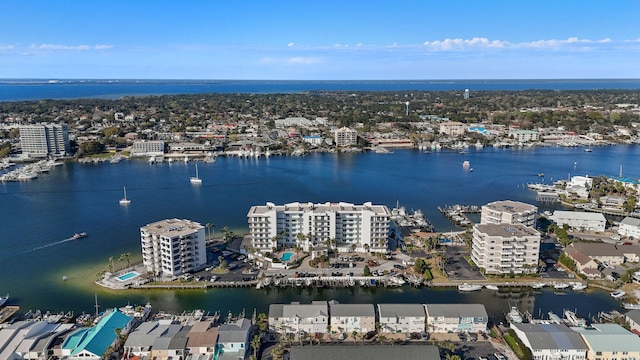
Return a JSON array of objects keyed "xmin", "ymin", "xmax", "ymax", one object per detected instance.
[
  {"xmin": 1, "ymin": 146, "xmax": 637, "ymax": 316},
  {"xmin": 1, "ymin": 79, "xmax": 640, "ymax": 101}
]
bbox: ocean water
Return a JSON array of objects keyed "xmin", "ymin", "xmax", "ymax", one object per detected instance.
[
  {"xmin": 1, "ymin": 79, "xmax": 640, "ymax": 101},
  {"xmin": 1, "ymin": 146, "xmax": 636, "ymax": 315}
]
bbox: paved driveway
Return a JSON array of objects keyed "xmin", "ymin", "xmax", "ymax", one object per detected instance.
[{"xmin": 444, "ymin": 246, "xmax": 485, "ymax": 281}]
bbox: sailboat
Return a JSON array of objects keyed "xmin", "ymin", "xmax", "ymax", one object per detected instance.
[
  {"xmin": 584, "ymin": 144, "xmax": 593, "ymax": 152},
  {"xmin": 190, "ymin": 163, "xmax": 202, "ymax": 185},
  {"xmin": 119, "ymin": 187, "xmax": 131, "ymax": 205}
]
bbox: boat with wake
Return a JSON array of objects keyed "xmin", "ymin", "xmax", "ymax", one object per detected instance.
[{"xmin": 72, "ymin": 232, "xmax": 87, "ymax": 240}]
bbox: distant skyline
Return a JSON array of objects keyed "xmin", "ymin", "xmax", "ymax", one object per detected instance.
[{"xmin": 2, "ymin": 1, "xmax": 639, "ymax": 80}]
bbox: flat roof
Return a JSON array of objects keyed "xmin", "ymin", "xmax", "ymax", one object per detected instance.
[
  {"xmin": 474, "ymin": 223, "xmax": 540, "ymax": 237},
  {"xmin": 484, "ymin": 200, "xmax": 537, "ymax": 214},
  {"xmin": 141, "ymin": 218, "xmax": 203, "ymax": 237}
]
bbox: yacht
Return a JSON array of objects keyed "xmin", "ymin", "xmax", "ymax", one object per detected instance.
[
  {"xmin": 611, "ymin": 289, "xmax": 626, "ymax": 299},
  {"xmin": 506, "ymin": 306, "xmax": 523, "ymax": 324},
  {"xmin": 0, "ymin": 294, "xmax": 8, "ymax": 307},
  {"xmin": 623, "ymin": 303, "xmax": 640, "ymax": 310},
  {"xmin": 530, "ymin": 282, "xmax": 546, "ymax": 289},
  {"xmin": 485, "ymin": 284, "xmax": 499, "ymax": 291},
  {"xmin": 458, "ymin": 283, "xmax": 482, "ymax": 292},
  {"xmin": 571, "ymin": 283, "xmax": 587, "ymax": 291},
  {"xmin": 72, "ymin": 232, "xmax": 87, "ymax": 240},
  {"xmin": 462, "ymin": 160, "xmax": 470, "ymax": 168},
  {"xmin": 119, "ymin": 186, "xmax": 131, "ymax": 205},
  {"xmin": 553, "ymin": 282, "xmax": 569, "ymax": 290},
  {"xmin": 190, "ymin": 163, "xmax": 202, "ymax": 185}
]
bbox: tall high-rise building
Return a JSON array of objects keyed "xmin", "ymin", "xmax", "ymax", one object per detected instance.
[
  {"xmin": 464, "ymin": 89, "xmax": 470, "ymax": 100},
  {"xmin": 140, "ymin": 218, "xmax": 206, "ymax": 278},
  {"xmin": 19, "ymin": 124, "xmax": 70, "ymax": 158},
  {"xmin": 247, "ymin": 201, "xmax": 391, "ymax": 253}
]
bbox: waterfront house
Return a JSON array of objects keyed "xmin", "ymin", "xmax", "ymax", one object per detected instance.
[
  {"xmin": 217, "ymin": 318, "xmax": 252, "ymax": 360},
  {"xmin": 376, "ymin": 304, "xmax": 426, "ymax": 333},
  {"xmin": 424, "ymin": 304, "xmax": 488, "ymax": 333},
  {"xmin": 149, "ymin": 325, "xmax": 190, "ymax": 360},
  {"xmin": 470, "ymin": 223, "xmax": 540, "ymax": 275},
  {"xmin": 0, "ymin": 321, "xmax": 74, "ymax": 360},
  {"xmin": 122, "ymin": 321, "xmax": 179, "ymax": 360},
  {"xmin": 563, "ymin": 245, "xmax": 601, "ymax": 279},
  {"xmin": 599, "ymin": 195, "xmax": 626, "ymax": 210},
  {"xmin": 565, "ymin": 242, "xmax": 628, "ymax": 266},
  {"xmin": 61, "ymin": 308, "xmax": 134, "ymax": 359},
  {"xmin": 186, "ymin": 320, "xmax": 219, "ymax": 357},
  {"xmin": 329, "ymin": 303, "xmax": 376, "ymax": 334},
  {"xmin": 619, "ymin": 217, "xmax": 640, "ymax": 239},
  {"xmin": 571, "ymin": 324, "xmax": 640, "ymax": 360},
  {"xmin": 511, "ymin": 323, "xmax": 588, "ymax": 360},
  {"xmin": 269, "ymin": 301, "xmax": 329, "ymax": 335},
  {"xmin": 550, "ymin": 211, "xmax": 606, "ymax": 232},
  {"xmin": 480, "ymin": 200, "xmax": 538, "ymax": 228},
  {"xmin": 625, "ymin": 310, "xmax": 640, "ymax": 334},
  {"xmin": 288, "ymin": 345, "xmax": 441, "ymax": 360}
]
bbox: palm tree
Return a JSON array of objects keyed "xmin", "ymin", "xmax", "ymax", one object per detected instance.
[
  {"xmin": 250, "ymin": 334, "xmax": 261, "ymax": 359},
  {"xmin": 118, "ymin": 254, "xmax": 126, "ymax": 270},
  {"xmin": 124, "ymin": 253, "xmax": 131, "ymax": 268},
  {"xmin": 108, "ymin": 256, "xmax": 115, "ymax": 273}
]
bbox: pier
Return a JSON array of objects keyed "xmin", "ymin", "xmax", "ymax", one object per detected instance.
[{"xmin": 438, "ymin": 204, "xmax": 480, "ymax": 227}]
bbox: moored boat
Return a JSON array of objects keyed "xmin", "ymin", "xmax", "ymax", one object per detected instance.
[
  {"xmin": 571, "ymin": 283, "xmax": 587, "ymax": 291},
  {"xmin": 485, "ymin": 284, "xmax": 499, "ymax": 291},
  {"xmin": 190, "ymin": 163, "xmax": 202, "ymax": 185},
  {"xmin": 458, "ymin": 283, "xmax": 482, "ymax": 292},
  {"xmin": 506, "ymin": 306, "xmax": 523, "ymax": 324},
  {"xmin": 119, "ymin": 186, "xmax": 131, "ymax": 205},
  {"xmin": 623, "ymin": 303, "xmax": 640, "ymax": 310},
  {"xmin": 530, "ymin": 282, "xmax": 546, "ymax": 289},
  {"xmin": 0, "ymin": 294, "xmax": 8, "ymax": 307},
  {"xmin": 611, "ymin": 289, "xmax": 626, "ymax": 299}
]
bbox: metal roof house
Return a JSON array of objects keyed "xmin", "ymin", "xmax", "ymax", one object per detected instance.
[{"xmin": 61, "ymin": 308, "xmax": 134, "ymax": 359}]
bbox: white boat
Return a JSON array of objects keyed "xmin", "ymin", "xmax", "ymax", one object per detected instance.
[
  {"xmin": 623, "ymin": 303, "xmax": 640, "ymax": 310},
  {"xmin": 506, "ymin": 306, "xmax": 523, "ymax": 324},
  {"xmin": 530, "ymin": 282, "xmax": 546, "ymax": 289},
  {"xmin": 0, "ymin": 294, "xmax": 8, "ymax": 307},
  {"xmin": 190, "ymin": 163, "xmax": 202, "ymax": 185},
  {"xmin": 611, "ymin": 290, "xmax": 626, "ymax": 299},
  {"xmin": 458, "ymin": 283, "xmax": 482, "ymax": 292},
  {"xmin": 462, "ymin": 160, "xmax": 470, "ymax": 168},
  {"xmin": 184, "ymin": 156, "xmax": 189, "ymax": 163},
  {"xmin": 564, "ymin": 310, "xmax": 587, "ymax": 327},
  {"xmin": 584, "ymin": 144, "xmax": 593, "ymax": 152},
  {"xmin": 485, "ymin": 285, "xmax": 499, "ymax": 290},
  {"xmin": 553, "ymin": 282, "xmax": 569, "ymax": 289},
  {"xmin": 572, "ymin": 283, "xmax": 587, "ymax": 291},
  {"xmin": 72, "ymin": 232, "xmax": 87, "ymax": 240},
  {"xmin": 119, "ymin": 186, "xmax": 131, "ymax": 205}
]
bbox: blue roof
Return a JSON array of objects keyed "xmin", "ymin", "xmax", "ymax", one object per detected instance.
[{"xmin": 63, "ymin": 309, "xmax": 132, "ymax": 357}]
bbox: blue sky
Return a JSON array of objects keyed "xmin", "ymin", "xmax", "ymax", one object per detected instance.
[{"xmin": 1, "ymin": 1, "xmax": 639, "ymax": 79}]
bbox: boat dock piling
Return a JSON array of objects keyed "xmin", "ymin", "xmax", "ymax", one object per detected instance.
[{"xmin": 438, "ymin": 204, "xmax": 479, "ymax": 227}]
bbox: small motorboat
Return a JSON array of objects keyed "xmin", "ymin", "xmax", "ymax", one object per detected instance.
[
  {"xmin": 611, "ymin": 290, "xmax": 626, "ymax": 299},
  {"xmin": 485, "ymin": 285, "xmax": 499, "ymax": 291},
  {"xmin": 458, "ymin": 283, "xmax": 482, "ymax": 292},
  {"xmin": 72, "ymin": 232, "xmax": 87, "ymax": 240}
]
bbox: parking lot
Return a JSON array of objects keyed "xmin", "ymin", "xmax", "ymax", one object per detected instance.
[{"xmin": 444, "ymin": 246, "xmax": 485, "ymax": 281}]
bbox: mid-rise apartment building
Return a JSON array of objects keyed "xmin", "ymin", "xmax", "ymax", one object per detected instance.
[
  {"xmin": 247, "ymin": 202, "xmax": 391, "ymax": 254},
  {"xmin": 19, "ymin": 124, "xmax": 70, "ymax": 158},
  {"xmin": 131, "ymin": 140, "xmax": 165, "ymax": 156},
  {"xmin": 470, "ymin": 223, "xmax": 541, "ymax": 275},
  {"xmin": 334, "ymin": 127, "xmax": 358, "ymax": 147},
  {"xmin": 140, "ymin": 218, "xmax": 206, "ymax": 278},
  {"xmin": 480, "ymin": 200, "xmax": 538, "ymax": 228}
]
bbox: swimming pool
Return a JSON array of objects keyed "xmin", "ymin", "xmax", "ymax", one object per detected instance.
[
  {"xmin": 280, "ymin": 252, "xmax": 294, "ymax": 262},
  {"xmin": 117, "ymin": 271, "xmax": 140, "ymax": 281}
]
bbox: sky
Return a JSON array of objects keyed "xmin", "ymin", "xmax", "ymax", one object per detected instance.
[{"xmin": 1, "ymin": 1, "xmax": 639, "ymax": 80}]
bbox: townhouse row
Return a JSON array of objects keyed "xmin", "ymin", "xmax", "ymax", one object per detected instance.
[{"xmin": 268, "ymin": 301, "xmax": 488, "ymax": 335}]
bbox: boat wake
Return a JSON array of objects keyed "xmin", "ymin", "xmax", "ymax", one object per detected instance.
[{"xmin": 20, "ymin": 237, "xmax": 77, "ymax": 255}]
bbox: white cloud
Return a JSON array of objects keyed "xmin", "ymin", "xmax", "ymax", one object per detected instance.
[
  {"xmin": 287, "ymin": 56, "xmax": 320, "ymax": 65},
  {"xmin": 423, "ymin": 37, "xmax": 509, "ymax": 51},
  {"xmin": 32, "ymin": 44, "xmax": 113, "ymax": 51},
  {"xmin": 0, "ymin": 45, "xmax": 15, "ymax": 51},
  {"xmin": 287, "ymin": 42, "xmax": 295, "ymax": 47}
]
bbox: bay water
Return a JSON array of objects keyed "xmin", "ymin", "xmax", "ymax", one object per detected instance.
[{"xmin": 1, "ymin": 145, "xmax": 637, "ymax": 317}]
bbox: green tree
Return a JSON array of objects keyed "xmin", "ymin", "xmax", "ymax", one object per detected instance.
[
  {"xmin": 79, "ymin": 141, "xmax": 105, "ymax": 155},
  {"xmin": 250, "ymin": 334, "xmax": 261, "ymax": 359}
]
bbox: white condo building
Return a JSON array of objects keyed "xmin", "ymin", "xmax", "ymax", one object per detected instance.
[
  {"xmin": 480, "ymin": 200, "xmax": 538, "ymax": 228},
  {"xmin": 334, "ymin": 127, "xmax": 358, "ymax": 147},
  {"xmin": 140, "ymin": 218, "xmax": 206, "ymax": 278},
  {"xmin": 471, "ymin": 223, "xmax": 541, "ymax": 275},
  {"xmin": 131, "ymin": 140, "xmax": 165, "ymax": 156},
  {"xmin": 551, "ymin": 211, "xmax": 606, "ymax": 232},
  {"xmin": 247, "ymin": 202, "xmax": 391, "ymax": 254},
  {"xmin": 619, "ymin": 217, "xmax": 640, "ymax": 239},
  {"xmin": 19, "ymin": 124, "xmax": 70, "ymax": 158}
]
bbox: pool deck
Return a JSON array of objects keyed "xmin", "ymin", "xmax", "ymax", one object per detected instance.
[{"xmin": 96, "ymin": 264, "xmax": 150, "ymax": 290}]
